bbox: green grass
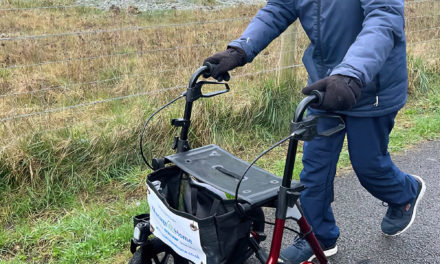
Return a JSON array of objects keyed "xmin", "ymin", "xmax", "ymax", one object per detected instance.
[
  {"xmin": 0, "ymin": 195, "xmax": 147, "ymax": 263},
  {"xmin": 0, "ymin": 167, "xmax": 146, "ymax": 263},
  {"xmin": 0, "ymin": 69, "xmax": 11, "ymax": 79}
]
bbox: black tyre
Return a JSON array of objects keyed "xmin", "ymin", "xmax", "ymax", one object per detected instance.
[{"xmin": 129, "ymin": 238, "xmax": 190, "ymax": 264}]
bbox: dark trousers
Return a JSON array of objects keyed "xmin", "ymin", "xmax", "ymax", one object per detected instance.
[{"xmin": 300, "ymin": 110, "xmax": 419, "ymax": 247}]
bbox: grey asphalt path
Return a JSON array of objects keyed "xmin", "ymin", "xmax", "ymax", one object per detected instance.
[{"xmin": 248, "ymin": 138, "xmax": 440, "ymax": 264}]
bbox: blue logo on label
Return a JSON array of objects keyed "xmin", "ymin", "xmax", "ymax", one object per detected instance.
[{"xmin": 151, "ymin": 206, "xmax": 193, "ymax": 244}]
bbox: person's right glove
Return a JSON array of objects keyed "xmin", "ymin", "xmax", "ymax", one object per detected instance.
[
  {"xmin": 203, "ymin": 46, "xmax": 247, "ymax": 82},
  {"xmin": 302, "ymin": 75, "xmax": 362, "ymax": 111}
]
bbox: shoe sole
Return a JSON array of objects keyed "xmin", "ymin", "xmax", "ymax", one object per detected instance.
[
  {"xmin": 307, "ymin": 245, "xmax": 338, "ymax": 262},
  {"xmin": 383, "ymin": 175, "xmax": 426, "ymax": 237}
]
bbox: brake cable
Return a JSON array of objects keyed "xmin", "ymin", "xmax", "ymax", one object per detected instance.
[
  {"xmin": 234, "ymin": 133, "xmax": 294, "ymax": 206},
  {"xmin": 233, "ymin": 133, "xmax": 300, "ymax": 235},
  {"xmin": 139, "ymin": 94, "xmax": 185, "ymax": 170}
]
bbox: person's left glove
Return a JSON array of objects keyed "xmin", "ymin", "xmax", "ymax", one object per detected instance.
[
  {"xmin": 203, "ymin": 46, "xmax": 247, "ymax": 82},
  {"xmin": 302, "ymin": 75, "xmax": 362, "ymax": 111}
]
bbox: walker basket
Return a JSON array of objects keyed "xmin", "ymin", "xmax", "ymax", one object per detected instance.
[{"xmin": 146, "ymin": 165, "xmax": 252, "ymax": 264}]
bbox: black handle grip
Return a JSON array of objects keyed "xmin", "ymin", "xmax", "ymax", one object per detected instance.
[
  {"xmin": 202, "ymin": 62, "xmax": 231, "ymax": 81},
  {"xmin": 202, "ymin": 62, "xmax": 217, "ymax": 78},
  {"xmin": 310, "ymin": 90, "xmax": 324, "ymax": 107},
  {"xmin": 294, "ymin": 90, "xmax": 325, "ymax": 122}
]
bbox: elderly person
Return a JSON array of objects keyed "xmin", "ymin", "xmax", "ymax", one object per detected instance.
[{"xmin": 204, "ymin": 0, "xmax": 426, "ymax": 262}]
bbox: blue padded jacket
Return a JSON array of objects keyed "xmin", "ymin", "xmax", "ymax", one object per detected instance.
[{"xmin": 229, "ymin": 0, "xmax": 408, "ymax": 117}]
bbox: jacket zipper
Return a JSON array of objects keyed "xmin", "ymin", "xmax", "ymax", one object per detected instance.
[
  {"xmin": 373, "ymin": 74, "xmax": 380, "ymax": 107},
  {"xmin": 373, "ymin": 96, "xmax": 379, "ymax": 107}
]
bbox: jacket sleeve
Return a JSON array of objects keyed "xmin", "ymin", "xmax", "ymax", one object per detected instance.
[
  {"xmin": 228, "ymin": 0, "xmax": 297, "ymax": 63},
  {"xmin": 330, "ymin": 0, "xmax": 405, "ymax": 86}
]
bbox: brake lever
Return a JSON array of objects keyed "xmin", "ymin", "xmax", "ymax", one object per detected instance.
[
  {"xmin": 186, "ymin": 80, "xmax": 230, "ymax": 102},
  {"xmin": 316, "ymin": 115, "xmax": 345, "ymax": 137},
  {"xmin": 199, "ymin": 81, "xmax": 230, "ymax": 98}
]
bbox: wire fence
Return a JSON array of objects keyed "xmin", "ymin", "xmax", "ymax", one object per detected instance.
[
  {"xmin": 0, "ymin": 17, "xmax": 253, "ymax": 41},
  {"xmin": 2, "ymin": 34, "xmax": 432, "ymax": 82},
  {"xmin": 1, "ymin": 14, "xmax": 438, "ymax": 42},
  {"xmin": 0, "ymin": 63, "xmax": 306, "ymax": 123},
  {"xmin": 1, "ymin": 0, "xmax": 439, "ymax": 132},
  {"xmin": 0, "ymin": 48, "xmax": 299, "ymax": 99},
  {"xmin": 1, "ymin": 27, "xmax": 438, "ymax": 71},
  {"xmin": 0, "ymin": 85, "xmax": 186, "ymax": 122},
  {"xmin": 0, "ymin": 40, "xmax": 229, "ymax": 70}
]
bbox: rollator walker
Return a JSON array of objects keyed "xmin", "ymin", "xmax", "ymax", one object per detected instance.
[{"xmin": 129, "ymin": 63, "xmax": 345, "ymax": 264}]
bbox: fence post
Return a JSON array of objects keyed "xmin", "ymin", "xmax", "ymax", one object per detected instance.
[{"xmin": 277, "ymin": 21, "xmax": 299, "ymax": 85}]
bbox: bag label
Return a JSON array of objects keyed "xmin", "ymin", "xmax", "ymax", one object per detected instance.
[{"xmin": 148, "ymin": 189, "xmax": 207, "ymax": 264}]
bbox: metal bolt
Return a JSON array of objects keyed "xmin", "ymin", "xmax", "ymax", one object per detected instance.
[{"xmin": 190, "ymin": 222, "xmax": 199, "ymax": 231}]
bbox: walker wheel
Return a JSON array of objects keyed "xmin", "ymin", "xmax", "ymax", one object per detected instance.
[{"xmin": 129, "ymin": 238, "xmax": 189, "ymax": 264}]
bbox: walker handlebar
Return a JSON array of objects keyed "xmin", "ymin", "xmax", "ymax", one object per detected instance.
[
  {"xmin": 185, "ymin": 63, "xmax": 229, "ymax": 103},
  {"xmin": 294, "ymin": 90, "xmax": 324, "ymax": 122}
]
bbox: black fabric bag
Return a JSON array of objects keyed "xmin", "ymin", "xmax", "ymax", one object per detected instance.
[{"xmin": 147, "ymin": 166, "xmax": 252, "ymax": 264}]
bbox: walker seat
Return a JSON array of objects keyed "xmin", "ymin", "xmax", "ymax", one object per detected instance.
[{"xmin": 165, "ymin": 144, "xmax": 298, "ymax": 205}]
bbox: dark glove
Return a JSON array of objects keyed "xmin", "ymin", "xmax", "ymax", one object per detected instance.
[
  {"xmin": 302, "ymin": 75, "xmax": 362, "ymax": 111},
  {"xmin": 203, "ymin": 46, "xmax": 247, "ymax": 82}
]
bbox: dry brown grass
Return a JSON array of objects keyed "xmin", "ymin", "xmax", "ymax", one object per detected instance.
[
  {"xmin": 0, "ymin": 0, "xmax": 439, "ymax": 184},
  {"xmin": 0, "ymin": 3, "xmax": 286, "ymax": 184}
]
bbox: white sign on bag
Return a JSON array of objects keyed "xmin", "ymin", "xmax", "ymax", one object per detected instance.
[{"xmin": 148, "ymin": 189, "xmax": 207, "ymax": 264}]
